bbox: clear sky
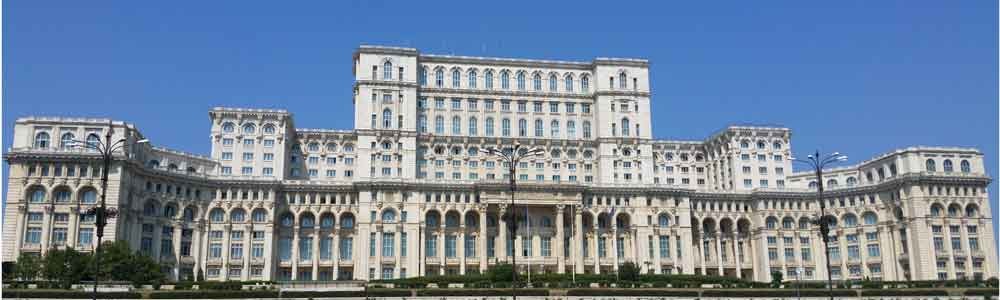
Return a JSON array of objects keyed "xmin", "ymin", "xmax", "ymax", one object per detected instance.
[{"xmin": 4, "ymin": 1, "xmax": 998, "ymax": 240}]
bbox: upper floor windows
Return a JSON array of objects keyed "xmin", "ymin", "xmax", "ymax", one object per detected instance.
[
  {"xmin": 419, "ymin": 67, "xmax": 428, "ymax": 86},
  {"xmin": 581, "ymin": 75, "xmax": 590, "ymax": 92},
  {"xmin": 34, "ymin": 132, "xmax": 50, "ymax": 149},
  {"xmin": 500, "ymin": 71, "xmax": 510, "ymax": 90},
  {"xmin": 383, "ymin": 61, "xmax": 393, "ymax": 80},
  {"xmin": 434, "ymin": 68, "xmax": 444, "ymax": 87},
  {"xmin": 549, "ymin": 74, "xmax": 558, "ymax": 91},
  {"xmin": 468, "ymin": 70, "xmax": 477, "ymax": 89},
  {"xmin": 516, "ymin": 72, "xmax": 526, "ymax": 91},
  {"xmin": 926, "ymin": 159, "xmax": 936, "ymax": 172},
  {"xmin": 60, "ymin": 133, "xmax": 74, "ymax": 149},
  {"xmin": 565, "ymin": 75, "xmax": 574, "ymax": 92},
  {"xmin": 960, "ymin": 160, "xmax": 971, "ymax": 173},
  {"xmin": 943, "ymin": 159, "xmax": 953, "ymax": 173},
  {"xmin": 533, "ymin": 73, "xmax": 542, "ymax": 91},
  {"xmin": 452, "ymin": 68, "xmax": 461, "ymax": 87},
  {"xmin": 242, "ymin": 123, "xmax": 256, "ymax": 134},
  {"xmin": 222, "ymin": 122, "xmax": 235, "ymax": 133},
  {"xmin": 485, "ymin": 70, "xmax": 494, "ymax": 89},
  {"xmin": 619, "ymin": 72, "xmax": 627, "ymax": 89}
]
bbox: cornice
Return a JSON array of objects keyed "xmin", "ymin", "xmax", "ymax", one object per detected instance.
[
  {"xmin": 354, "ymin": 80, "xmax": 420, "ymax": 89},
  {"xmin": 593, "ymin": 90, "xmax": 651, "ymax": 98},
  {"xmin": 419, "ymin": 54, "xmax": 593, "ymax": 70}
]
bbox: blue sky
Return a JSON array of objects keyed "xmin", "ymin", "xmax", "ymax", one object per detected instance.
[{"xmin": 4, "ymin": 1, "xmax": 998, "ymax": 238}]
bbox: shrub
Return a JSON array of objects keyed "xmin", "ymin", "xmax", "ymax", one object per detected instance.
[
  {"xmin": 1, "ymin": 290, "xmax": 142, "ymax": 299},
  {"xmin": 704, "ymin": 289, "xmax": 856, "ymax": 298},
  {"xmin": 567, "ymin": 289, "xmax": 699, "ymax": 297},
  {"xmin": 418, "ymin": 288, "xmax": 548, "ymax": 296},
  {"xmin": 860, "ymin": 289, "xmax": 949, "ymax": 297}
]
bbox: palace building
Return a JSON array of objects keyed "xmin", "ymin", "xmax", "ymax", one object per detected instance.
[{"xmin": 3, "ymin": 45, "xmax": 996, "ymax": 283}]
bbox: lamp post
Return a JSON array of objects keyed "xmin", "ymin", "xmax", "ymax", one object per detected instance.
[
  {"xmin": 71, "ymin": 120, "xmax": 148, "ymax": 300},
  {"xmin": 792, "ymin": 150, "xmax": 847, "ymax": 300},
  {"xmin": 481, "ymin": 144, "xmax": 544, "ymax": 300}
]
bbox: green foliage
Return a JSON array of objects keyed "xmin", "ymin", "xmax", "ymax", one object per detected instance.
[
  {"xmin": 417, "ymin": 288, "xmax": 548, "ymax": 296},
  {"xmin": 704, "ymin": 289, "xmax": 857, "ymax": 297},
  {"xmin": 769, "ymin": 271, "xmax": 783, "ymax": 288},
  {"xmin": 42, "ymin": 247, "xmax": 91, "ymax": 289},
  {"xmin": 566, "ymin": 289, "xmax": 700, "ymax": 297},
  {"xmin": 0, "ymin": 290, "xmax": 141, "ymax": 299},
  {"xmin": 618, "ymin": 261, "xmax": 641, "ymax": 281},
  {"xmin": 128, "ymin": 252, "xmax": 167, "ymax": 288},
  {"xmin": 95, "ymin": 240, "xmax": 135, "ymax": 281},
  {"xmin": 13, "ymin": 253, "xmax": 42, "ymax": 280},
  {"xmin": 860, "ymin": 289, "xmax": 948, "ymax": 296}
]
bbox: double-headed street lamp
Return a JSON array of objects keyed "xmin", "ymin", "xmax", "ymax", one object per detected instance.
[
  {"xmin": 69, "ymin": 120, "xmax": 148, "ymax": 300},
  {"xmin": 791, "ymin": 150, "xmax": 847, "ymax": 300},
  {"xmin": 480, "ymin": 144, "xmax": 544, "ymax": 300}
]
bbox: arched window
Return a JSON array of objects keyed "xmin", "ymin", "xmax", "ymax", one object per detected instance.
[
  {"xmin": 842, "ymin": 214, "xmax": 858, "ymax": 227},
  {"xmin": 382, "ymin": 109, "xmax": 392, "ymax": 128},
  {"xmin": 862, "ymin": 212, "xmax": 877, "ymax": 225},
  {"xmin": 81, "ymin": 189, "xmax": 97, "ymax": 204},
  {"xmin": 947, "ymin": 204, "xmax": 960, "ymax": 217},
  {"xmin": 773, "ymin": 141, "xmax": 782, "ymax": 149},
  {"xmin": 808, "ymin": 181, "xmax": 818, "ymax": 189},
  {"xmin": 419, "ymin": 67, "xmax": 428, "ymax": 86},
  {"xmin": 782, "ymin": 217, "xmax": 794, "ymax": 229},
  {"xmin": 28, "ymin": 187, "xmax": 46, "ymax": 203},
  {"xmin": 965, "ymin": 204, "xmax": 979, "ymax": 217},
  {"xmin": 300, "ymin": 214, "xmax": 315, "ymax": 227},
  {"xmin": 582, "ymin": 121, "xmax": 592, "ymax": 138},
  {"xmin": 468, "ymin": 147, "xmax": 479, "ymax": 156},
  {"xmin": 500, "ymin": 71, "xmax": 510, "ymax": 89},
  {"xmin": 549, "ymin": 74, "xmax": 558, "ymax": 91},
  {"xmin": 425, "ymin": 213, "xmax": 439, "ymax": 227},
  {"xmin": 54, "ymin": 188, "xmax": 71, "ymax": 203},
  {"xmin": 452, "ymin": 69, "xmax": 461, "ymax": 87},
  {"xmin": 765, "ymin": 217, "xmax": 778, "ymax": 229},
  {"xmin": 533, "ymin": 73, "xmax": 542, "ymax": 91},
  {"xmin": 846, "ymin": 177, "xmax": 857, "ymax": 186},
  {"xmin": 435, "ymin": 116, "xmax": 444, "ymax": 134},
  {"xmin": 826, "ymin": 179, "xmax": 838, "ymax": 188},
  {"xmin": 740, "ymin": 140, "xmax": 750, "ymax": 149},
  {"xmin": 34, "ymin": 132, "xmax": 50, "ymax": 148},
  {"xmin": 930, "ymin": 204, "xmax": 943, "ymax": 217},
  {"xmin": 943, "ymin": 160, "xmax": 953, "ymax": 173},
  {"xmin": 308, "ymin": 142, "xmax": 320, "ymax": 152},
  {"xmin": 550, "ymin": 120, "xmax": 560, "ymax": 137},
  {"xmin": 222, "ymin": 122, "xmax": 235, "ymax": 133},
  {"xmin": 925, "ymin": 159, "xmax": 936, "ymax": 172},
  {"xmin": 565, "ymin": 75, "xmax": 574, "ymax": 92},
  {"xmin": 619, "ymin": 72, "xmax": 627, "ymax": 89},
  {"xmin": 468, "ymin": 117, "xmax": 478, "ymax": 136},
  {"xmin": 581, "ymin": 75, "xmax": 590, "ymax": 92},
  {"xmin": 517, "ymin": 72, "xmax": 526, "ymax": 90},
  {"xmin": 468, "ymin": 70, "xmax": 477, "ymax": 88},
  {"xmin": 341, "ymin": 214, "xmax": 355, "ymax": 229},
  {"xmin": 502, "ymin": 118, "xmax": 511, "ymax": 136},
  {"xmin": 418, "ymin": 115, "xmax": 428, "ymax": 133},
  {"xmin": 230, "ymin": 209, "xmax": 246, "ymax": 222},
  {"xmin": 242, "ymin": 123, "xmax": 256, "ymax": 134},
  {"xmin": 451, "ymin": 116, "xmax": 461, "ymax": 135},
  {"xmin": 485, "ymin": 70, "xmax": 494, "ymax": 89},
  {"xmin": 434, "ymin": 68, "xmax": 444, "ymax": 87},
  {"xmin": 485, "ymin": 117, "xmax": 495, "ymax": 136},
  {"xmin": 60, "ymin": 133, "xmax": 75, "ymax": 149},
  {"xmin": 534, "ymin": 119, "xmax": 544, "ymax": 137},
  {"xmin": 889, "ymin": 164, "xmax": 897, "ymax": 177},
  {"xmin": 960, "ymin": 160, "xmax": 971, "ymax": 173},
  {"xmin": 280, "ymin": 213, "xmax": 294, "ymax": 227},
  {"xmin": 382, "ymin": 210, "xmax": 396, "ymax": 223},
  {"xmin": 252, "ymin": 209, "xmax": 267, "ymax": 223},
  {"xmin": 321, "ymin": 214, "xmax": 335, "ymax": 228},
  {"xmin": 263, "ymin": 124, "xmax": 276, "ymax": 134},
  {"xmin": 183, "ymin": 207, "xmax": 196, "ymax": 222},
  {"xmin": 567, "ymin": 121, "xmax": 576, "ymax": 138},
  {"xmin": 143, "ymin": 202, "xmax": 159, "ymax": 216},
  {"xmin": 798, "ymin": 217, "xmax": 810, "ymax": 230},
  {"xmin": 621, "ymin": 118, "xmax": 630, "ymax": 136},
  {"xmin": 518, "ymin": 119, "xmax": 527, "ymax": 137},
  {"xmin": 658, "ymin": 214, "xmax": 670, "ymax": 227},
  {"xmin": 383, "ymin": 61, "xmax": 392, "ymax": 80},
  {"xmin": 210, "ymin": 209, "xmax": 225, "ymax": 222}
]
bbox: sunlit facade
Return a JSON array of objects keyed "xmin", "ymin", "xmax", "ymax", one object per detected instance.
[{"xmin": 3, "ymin": 45, "xmax": 995, "ymax": 282}]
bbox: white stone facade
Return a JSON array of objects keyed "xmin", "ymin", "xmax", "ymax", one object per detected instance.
[{"xmin": 2, "ymin": 45, "xmax": 995, "ymax": 283}]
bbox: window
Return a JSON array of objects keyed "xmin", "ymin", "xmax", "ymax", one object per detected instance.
[
  {"xmin": 340, "ymin": 237, "xmax": 353, "ymax": 259},
  {"xmin": 582, "ymin": 121, "xmax": 591, "ymax": 138},
  {"xmin": 435, "ymin": 116, "xmax": 444, "ymax": 134},
  {"xmin": 452, "ymin": 116, "xmax": 461, "ymax": 135},
  {"xmin": 485, "ymin": 118, "xmax": 495, "ymax": 136},
  {"xmin": 468, "ymin": 117, "xmax": 478, "ymax": 136},
  {"xmin": 419, "ymin": 67, "xmax": 428, "ymax": 86},
  {"xmin": 382, "ymin": 233, "xmax": 395, "ymax": 257},
  {"xmin": 619, "ymin": 72, "xmax": 627, "ymax": 89},
  {"xmin": 468, "ymin": 70, "xmax": 477, "ymax": 88},
  {"xmin": 452, "ymin": 69, "xmax": 461, "ymax": 87},
  {"xmin": 533, "ymin": 73, "xmax": 542, "ymax": 90},
  {"xmin": 500, "ymin": 71, "xmax": 510, "ymax": 89},
  {"xmin": 516, "ymin": 72, "xmax": 526, "ymax": 90},
  {"xmin": 434, "ymin": 68, "xmax": 444, "ymax": 87},
  {"xmin": 382, "ymin": 109, "xmax": 392, "ymax": 128},
  {"xmin": 534, "ymin": 119, "xmax": 543, "ymax": 137},
  {"xmin": 33, "ymin": 132, "xmax": 50, "ymax": 149},
  {"xmin": 943, "ymin": 159, "xmax": 954, "ymax": 172}
]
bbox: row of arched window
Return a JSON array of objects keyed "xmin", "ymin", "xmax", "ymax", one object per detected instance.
[
  {"xmin": 739, "ymin": 139, "xmax": 784, "ymax": 151},
  {"xmin": 764, "ymin": 212, "xmax": 878, "ymax": 230},
  {"xmin": 418, "ymin": 115, "xmax": 593, "ymax": 139},
  {"xmin": 929, "ymin": 202, "xmax": 979, "ymax": 218},
  {"xmin": 277, "ymin": 211, "xmax": 356, "ymax": 229},
  {"xmin": 296, "ymin": 142, "xmax": 355, "ymax": 154},
  {"xmin": 33, "ymin": 132, "xmax": 101, "ymax": 149},
  {"xmin": 926, "ymin": 159, "xmax": 972, "ymax": 173},
  {"xmin": 25, "ymin": 185, "xmax": 98, "ymax": 203},
  {"xmin": 220, "ymin": 122, "xmax": 277, "ymax": 135},
  {"xmin": 423, "ymin": 144, "xmax": 595, "ymax": 160},
  {"xmin": 420, "ymin": 66, "xmax": 591, "ymax": 94}
]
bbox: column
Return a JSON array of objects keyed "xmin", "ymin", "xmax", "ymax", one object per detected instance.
[
  {"xmin": 312, "ymin": 226, "xmax": 320, "ymax": 280},
  {"xmin": 173, "ymin": 225, "xmax": 182, "ymax": 280},
  {"xmin": 556, "ymin": 205, "xmax": 565, "ymax": 273},
  {"xmin": 241, "ymin": 224, "xmax": 251, "ymax": 281},
  {"xmin": 291, "ymin": 225, "xmax": 299, "ymax": 280},
  {"xmin": 220, "ymin": 224, "xmax": 230, "ymax": 280},
  {"xmin": 699, "ymin": 238, "xmax": 706, "ymax": 275},
  {"xmin": 192, "ymin": 223, "xmax": 202, "ymax": 281},
  {"xmin": 438, "ymin": 228, "xmax": 445, "ymax": 275},
  {"xmin": 573, "ymin": 207, "xmax": 584, "ymax": 274},
  {"xmin": 263, "ymin": 223, "xmax": 274, "ymax": 281},
  {"xmin": 612, "ymin": 229, "xmax": 620, "ymax": 273},
  {"xmin": 592, "ymin": 223, "xmax": 599, "ymax": 273},
  {"xmin": 459, "ymin": 227, "xmax": 466, "ymax": 275},
  {"xmin": 716, "ymin": 235, "xmax": 723, "ymax": 275},
  {"xmin": 332, "ymin": 229, "xmax": 340, "ymax": 280},
  {"xmin": 653, "ymin": 234, "xmax": 662, "ymax": 274},
  {"xmin": 478, "ymin": 210, "xmax": 488, "ymax": 272},
  {"xmin": 499, "ymin": 206, "xmax": 508, "ymax": 262},
  {"xmin": 733, "ymin": 238, "xmax": 741, "ymax": 279}
]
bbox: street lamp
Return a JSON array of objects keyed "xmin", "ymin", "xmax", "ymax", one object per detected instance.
[
  {"xmin": 480, "ymin": 144, "xmax": 544, "ymax": 300},
  {"xmin": 791, "ymin": 150, "xmax": 847, "ymax": 300},
  {"xmin": 70, "ymin": 120, "xmax": 148, "ymax": 300}
]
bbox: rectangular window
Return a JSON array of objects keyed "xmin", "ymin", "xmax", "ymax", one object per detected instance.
[
  {"xmin": 541, "ymin": 237, "xmax": 551, "ymax": 257},
  {"xmin": 382, "ymin": 233, "xmax": 395, "ymax": 257},
  {"xmin": 659, "ymin": 236, "xmax": 670, "ymax": 258},
  {"xmin": 426, "ymin": 235, "xmax": 437, "ymax": 257},
  {"xmin": 446, "ymin": 235, "xmax": 457, "ymax": 258},
  {"xmin": 339, "ymin": 237, "xmax": 353, "ymax": 260},
  {"xmin": 400, "ymin": 233, "xmax": 408, "ymax": 257},
  {"xmin": 465, "ymin": 235, "xmax": 477, "ymax": 258}
]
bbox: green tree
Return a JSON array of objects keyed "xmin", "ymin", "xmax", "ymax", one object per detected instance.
[
  {"xmin": 93, "ymin": 240, "xmax": 135, "ymax": 281},
  {"xmin": 13, "ymin": 253, "xmax": 41, "ymax": 281},
  {"xmin": 770, "ymin": 271, "xmax": 784, "ymax": 288},
  {"xmin": 42, "ymin": 247, "xmax": 91, "ymax": 289},
  {"xmin": 128, "ymin": 253, "xmax": 166, "ymax": 288},
  {"xmin": 618, "ymin": 261, "xmax": 641, "ymax": 282},
  {"xmin": 487, "ymin": 263, "xmax": 515, "ymax": 282}
]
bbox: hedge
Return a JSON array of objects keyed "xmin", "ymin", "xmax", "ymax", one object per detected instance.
[
  {"xmin": 859, "ymin": 289, "xmax": 949, "ymax": 296},
  {"xmin": 965, "ymin": 288, "xmax": 999, "ymax": 297},
  {"xmin": 417, "ymin": 288, "xmax": 548, "ymax": 296},
  {"xmin": 149, "ymin": 290, "xmax": 279, "ymax": 299},
  {"xmin": 703, "ymin": 289, "xmax": 856, "ymax": 298},
  {"xmin": 1, "ymin": 290, "xmax": 142, "ymax": 299},
  {"xmin": 566, "ymin": 288, "xmax": 700, "ymax": 297}
]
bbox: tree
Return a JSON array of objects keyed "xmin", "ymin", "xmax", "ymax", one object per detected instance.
[
  {"xmin": 42, "ymin": 247, "xmax": 90, "ymax": 289},
  {"xmin": 618, "ymin": 261, "xmax": 641, "ymax": 282},
  {"xmin": 770, "ymin": 271, "xmax": 784, "ymax": 288},
  {"xmin": 93, "ymin": 240, "xmax": 134, "ymax": 281},
  {"xmin": 128, "ymin": 253, "xmax": 166, "ymax": 288},
  {"xmin": 13, "ymin": 253, "xmax": 41, "ymax": 281},
  {"xmin": 487, "ymin": 263, "xmax": 515, "ymax": 282}
]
